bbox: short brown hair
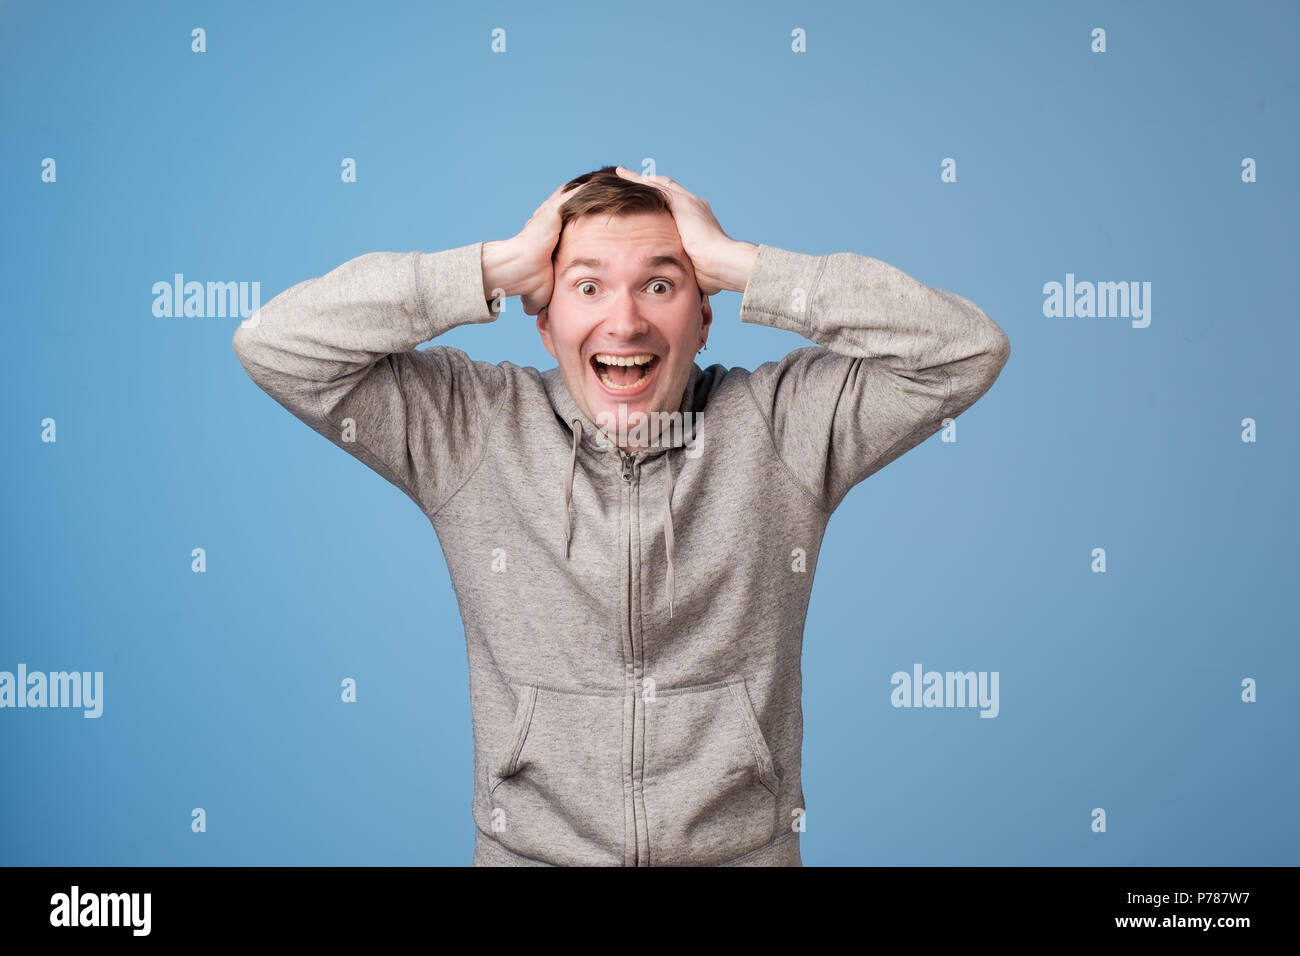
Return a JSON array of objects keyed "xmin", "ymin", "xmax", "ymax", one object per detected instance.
[{"xmin": 554, "ymin": 166, "xmax": 670, "ymax": 251}]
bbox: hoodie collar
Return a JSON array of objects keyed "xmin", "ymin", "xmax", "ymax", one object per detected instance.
[{"xmin": 541, "ymin": 362, "xmax": 703, "ymax": 458}]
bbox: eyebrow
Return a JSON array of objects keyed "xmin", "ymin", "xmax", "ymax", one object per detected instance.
[{"xmin": 560, "ymin": 255, "xmax": 689, "ymax": 277}]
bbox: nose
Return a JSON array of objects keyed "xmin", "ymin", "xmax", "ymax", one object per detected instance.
[{"xmin": 599, "ymin": 288, "xmax": 652, "ymax": 340}]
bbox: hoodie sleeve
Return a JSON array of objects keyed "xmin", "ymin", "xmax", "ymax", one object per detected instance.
[
  {"xmin": 231, "ymin": 242, "xmax": 506, "ymax": 516},
  {"xmin": 739, "ymin": 244, "xmax": 1010, "ymax": 514}
]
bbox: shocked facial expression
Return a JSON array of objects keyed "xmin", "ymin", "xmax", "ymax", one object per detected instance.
[{"xmin": 537, "ymin": 210, "xmax": 711, "ymax": 452}]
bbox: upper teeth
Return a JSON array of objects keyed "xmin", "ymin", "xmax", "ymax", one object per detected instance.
[{"xmin": 595, "ymin": 354, "xmax": 655, "ymax": 366}]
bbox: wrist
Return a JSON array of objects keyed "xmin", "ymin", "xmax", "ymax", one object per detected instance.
[
  {"xmin": 711, "ymin": 240, "xmax": 759, "ymax": 294},
  {"xmin": 480, "ymin": 239, "xmax": 522, "ymax": 303}
]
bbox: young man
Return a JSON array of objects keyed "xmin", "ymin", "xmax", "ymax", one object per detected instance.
[{"xmin": 232, "ymin": 165, "xmax": 1011, "ymax": 866}]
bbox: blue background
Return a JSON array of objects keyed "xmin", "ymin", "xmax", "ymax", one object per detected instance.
[{"xmin": 2, "ymin": 0, "xmax": 1296, "ymax": 866}]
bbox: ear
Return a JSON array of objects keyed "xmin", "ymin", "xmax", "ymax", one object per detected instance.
[
  {"xmin": 699, "ymin": 295, "xmax": 713, "ymax": 346},
  {"xmin": 536, "ymin": 306, "xmax": 557, "ymax": 360}
]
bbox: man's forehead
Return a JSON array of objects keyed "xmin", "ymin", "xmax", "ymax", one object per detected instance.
[
  {"xmin": 557, "ymin": 212, "xmax": 686, "ymax": 269},
  {"xmin": 559, "ymin": 251, "xmax": 688, "ymax": 275}
]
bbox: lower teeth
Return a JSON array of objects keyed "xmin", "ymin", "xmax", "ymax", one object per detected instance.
[{"xmin": 598, "ymin": 364, "xmax": 651, "ymax": 390}]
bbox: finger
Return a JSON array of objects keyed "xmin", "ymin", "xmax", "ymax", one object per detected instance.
[
  {"xmin": 538, "ymin": 184, "xmax": 572, "ymax": 215},
  {"xmin": 614, "ymin": 165, "xmax": 665, "ymax": 185},
  {"xmin": 660, "ymin": 179, "xmax": 695, "ymax": 200},
  {"xmin": 550, "ymin": 178, "xmax": 578, "ymax": 199},
  {"xmin": 615, "ymin": 166, "xmax": 684, "ymax": 195},
  {"xmin": 535, "ymin": 178, "xmax": 585, "ymax": 217},
  {"xmin": 631, "ymin": 170, "xmax": 687, "ymax": 194}
]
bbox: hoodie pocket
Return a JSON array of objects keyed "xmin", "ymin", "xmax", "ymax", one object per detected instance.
[
  {"xmin": 642, "ymin": 677, "xmax": 781, "ymax": 866},
  {"xmin": 486, "ymin": 684, "xmax": 627, "ymax": 866}
]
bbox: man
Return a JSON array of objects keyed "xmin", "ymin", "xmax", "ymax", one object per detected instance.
[{"xmin": 232, "ymin": 165, "xmax": 1011, "ymax": 866}]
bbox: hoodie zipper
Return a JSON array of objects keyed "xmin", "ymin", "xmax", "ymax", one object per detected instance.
[{"xmin": 620, "ymin": 449, "xmax": 640, "ymax": 865}]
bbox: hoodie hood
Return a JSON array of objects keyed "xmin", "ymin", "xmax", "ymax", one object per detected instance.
[{"xmin": 542, "ymin": 363, "xmax": 705, "ymax": 619}]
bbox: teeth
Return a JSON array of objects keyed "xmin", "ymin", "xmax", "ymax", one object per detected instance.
[
  {"xmin": 599, "ymin": 372, "xmax": 648, "ymax": 390},
  {"xmin": 592, "ymin": 353, "xmax": 657, "ymax": 390},
  {"xmin": 594, "ymin": 353, "xmax": 655, "ymax": 366},
  {"xmin": 595, "ymin": 355, "xmax": 655, "ymax": 390}
]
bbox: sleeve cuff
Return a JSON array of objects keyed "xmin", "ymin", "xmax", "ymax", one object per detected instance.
[
  {"xmin": 413, "ymin": 241, "xmax": 498, "ymax": 335},
  {"xmin": 737, "ymin": 244, "xmax": 826, "ymax": 336}
]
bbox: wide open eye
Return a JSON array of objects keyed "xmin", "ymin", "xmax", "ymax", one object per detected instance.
[
  {"xmin": 648, "ymin": 280, "xmax": 672, "ymax": 294},
  {"xmin": 578, "ymin": 281, "xmax": 598, "ymax": 296}
]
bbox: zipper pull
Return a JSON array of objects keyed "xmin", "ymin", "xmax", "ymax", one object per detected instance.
[{"xmin": 622, "ymin": 453, "xmax": 634, "ymax": 482}]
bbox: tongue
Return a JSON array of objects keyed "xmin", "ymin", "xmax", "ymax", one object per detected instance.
[{"xmin": 605, "ymin": 362, "xmax": 644, "ymax": 386}]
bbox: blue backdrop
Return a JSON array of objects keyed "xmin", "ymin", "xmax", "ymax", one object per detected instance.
[{"xmin": 2, "ymin": 0, "xmax": 1296, "ymax": 866}]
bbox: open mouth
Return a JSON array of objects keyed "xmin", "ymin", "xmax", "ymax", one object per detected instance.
[{"xmin": 589, "ymin": 352, "xmax": 660, "ymax": 393}]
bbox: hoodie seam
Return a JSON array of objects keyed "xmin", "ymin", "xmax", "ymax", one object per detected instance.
[
  {"xmin": 411, "ymin": 247, "xmax": 507, "ymax": 520},
  {"xmin": 301, "ymin": 251, "xmax": 490, "ymax": 519},
  {"xmin": 299, "ymin": 362, "xmax": 444, "ymax": 518},
  {"xmin": 473, "ymin": 821, "xmax": 799, "ymax": 866},
  {"xmin": 739, "ymin": 246, "xmax": 828, "ymax": 336},
  {"xmin": 426, "ymin": 381, "xmax": 509, "ymax": 520},
  {"xmin": 823, "ymin": 378, "xmax": 951, "ymax": 514},
  {"xmin": 411, "ymin": 250, "xmax": 432, "ymax": 330},
  {"xmin": 742, "ymin": 305, "xmax": 814, "ymax": 333},
  {"xmin": 742, "ymin": 374, "xmax": 831, "ymax": 518},
  {"xmin": 473, "ymin": 825, "xmax": 555, "ymax": 865},
  {"xmin": 740, "ymin": 254, "xmax": 833, "ymax": 516}
]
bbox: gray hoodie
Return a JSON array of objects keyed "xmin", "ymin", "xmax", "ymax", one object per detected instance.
[{"xmin": 231, "ymin": 240, "xmax": 1010, "ymax": 866}]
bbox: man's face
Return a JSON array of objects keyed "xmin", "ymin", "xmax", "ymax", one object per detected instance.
[{"xmin": 537, "ymin": 210, "xmax": 711, "ymax": 451}]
